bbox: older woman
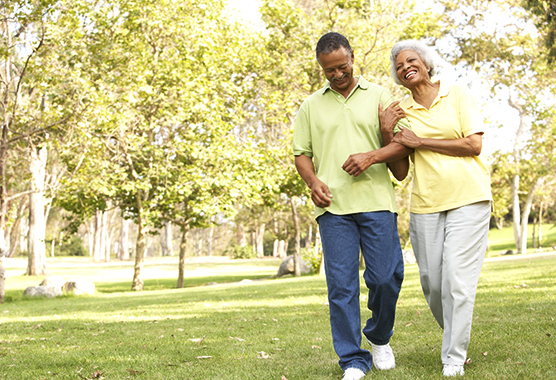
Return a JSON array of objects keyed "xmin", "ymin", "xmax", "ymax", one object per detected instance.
[{"xmin": 389, "ymin": 40, "xmax": 492, "ymax": 377}]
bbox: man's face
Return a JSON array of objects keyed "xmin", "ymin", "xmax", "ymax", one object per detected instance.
[{"xmin": 318, "ymin": 46, "xmax": 355, "ymax": 95}]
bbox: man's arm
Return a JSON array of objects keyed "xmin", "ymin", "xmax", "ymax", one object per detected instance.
[
  {"xmin": 341, "ymin": 101, "xmax": 413, "ymax": 180},
  {"xmin": 378, "ymin": 101, "xmax": 412, "ymax": 180},
  {"xmin": 294, "ymin": 154, "xmax": 333, "ymax": 208},
  {"xmin": 341, "ymin": 142, "xmax": 412, "ymax": 179}
]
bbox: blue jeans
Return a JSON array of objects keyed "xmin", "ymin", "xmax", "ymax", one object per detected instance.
[{"xmin": 317, "ymin": 211, "xmax": 404, "ymax": 372}]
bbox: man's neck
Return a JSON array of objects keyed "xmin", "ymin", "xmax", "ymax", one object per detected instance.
[{"xmin": 337, "ymin": 77, "xmax": 359, "ymax": 99}]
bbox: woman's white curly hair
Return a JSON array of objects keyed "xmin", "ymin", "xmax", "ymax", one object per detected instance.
[{"xmin": 390, "ymin": 40, "xmax": 439, "ymax": 85}]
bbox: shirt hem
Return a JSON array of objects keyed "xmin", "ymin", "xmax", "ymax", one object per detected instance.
[
  {"xmin": 314, "ymin": 207, "xmax": 398, "ymax": 219},
  {"xmin": 410, "ymin": 196, "xmax": 492, "ymax": 214}
]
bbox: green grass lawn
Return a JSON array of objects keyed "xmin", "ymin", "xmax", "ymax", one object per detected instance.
[
  {"xmin": 488, "ymin": 223, "xmax": 556, "ymax": 256},
  {"xmin": 1, "ymin": 253, "xmax": 555, "ymax": 379}
]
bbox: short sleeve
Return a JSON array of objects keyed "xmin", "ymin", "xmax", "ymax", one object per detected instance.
[
  {"xmin": 456, "ymin": 84, "xmax": 483, "ymax": 137},
  {"xmin": 292, "ymin": 102, "xmax": 313, "ymax": 157}
]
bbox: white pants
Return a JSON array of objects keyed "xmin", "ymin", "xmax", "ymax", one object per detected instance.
[{"xmin": 410, "ymin": 201, "xmax": 491, "ymax": 365}]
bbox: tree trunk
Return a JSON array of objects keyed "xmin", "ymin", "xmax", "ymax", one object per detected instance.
[
  {"xmin": 207, "ymin": 226, "xmax": 214, "ymax": 257},
  {"xmin": 519, "ymin": 178, "xmax": 543, "ymax": 254},
  {"xmin": 177, "ymin": 224, "xmax": 189, "ymax": 288},
  {"xmin": 117, "ymin": 217, "xmax": 129, "ymax": 260},
  {"xmin": 509, "ymin": 97, "xmax": 526, "ymax": 254},
  {"xmin": 102, "ymin": 209, "xmax": 110, "ymax": 262},
  {"xmin": 131, "ymin": 193, "xmax": 147, "ymax": 291},
  {"xmin": 538, "ymin": 201, "xmax": 544, "ymax": 248},
  {"xmin": 304, "ymin": 223, "xmax": 312, "ymax": 249},
  {"xmin": 0, "ymin": 255, "xmax": 4, "ymax": 302},
  {"xmin": 290, "ymin": 197, "xmax": 301, "ymax": 276},
  {"xmin": 196, "ymin": 235, "xmax": 203, "ymax": 256},
  {"xmin": 316, "ymin": 225, "xmax": 325, "ymax": 275},
  {"xmin": 93, "ymin": 211, "xmax": 103, "ymax": 262},
  {"xmin": 160, "ymin": 221, "xmax": 174, "ymax": 257},
  {"xmin": 279, "ymin": 240, "xmax": 288, "ymax": 258},
  {"xmin": 236, "ymin": 222, "xmax": 246, "ymax": 247},
  {"xmin": 87, "ymin": 219, "xmax": 94, "ymax": 257},
  {"xmin": 532, "ymin": 217, "xmax": 537, "ymax": 249},
  {"xmin": 6, "ymin": 197, "xmax": 27, "ymax": 257},
  {"xmin": 511, "ymin": 174, "xmax": 522, "ymax": 253},
  {"xmin": 27, "ymin": 146, "xmax": 48, "ymax": 276},
  {"xmin": 0, "ymin": 33, "xmax": 10, "ymax": 299},
  {"xmin": 255, "ymin": 223, "xmax": 265, "ymax": 258}
]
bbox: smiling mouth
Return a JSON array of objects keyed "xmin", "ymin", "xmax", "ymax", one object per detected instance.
[
  {"xmin": 333, "ymin": 73, "xmax": 348, "ymax": 82},
  {"xmin": 405, "ymin": 70, "xmax": 417, "ymax": 79}
]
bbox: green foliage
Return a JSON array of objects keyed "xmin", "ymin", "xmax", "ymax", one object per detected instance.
[
  {"xmin": 399, "ymin": 11, "xmax": 444, "ymax": 41},
  {"xmin": 523, "ymin": 0, "xmax": 556, "ymax": 63},
  {"xmin": 300, "ymin": 246, "xmax": 320, "ymax": 273},
  {"xmin": 54, "ymin": 235, "xmax": 87, "ymax": 257},
  {"xmin": 226, "ymin": 244, "xmax": 257, "ymax": 260}
]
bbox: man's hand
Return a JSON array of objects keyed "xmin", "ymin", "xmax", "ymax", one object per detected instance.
[
  {"xmin": 342, "ymin": 152, "xmax": 373, "ymax": 177},
  {"xmin": 295, "ymin": 154, "xmax": 333, "ymax": 208},
  {"xmin": 310, "ymin": 178, "xmax": 333, "ymax": 208},
  {"xmin": 379, "ymin": 101, "xmax": 406, "ymax": 135}
]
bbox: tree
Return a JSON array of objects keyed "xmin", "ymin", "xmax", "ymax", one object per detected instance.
[
  {"xmin": 56, "ymin": 0, "xmax": 265, "ymax": 290},
  {"xmin": 523, "ymin": 0, "xmax": 556, "ymax": 63},
  {"xmin": 0, "ymin": 0, "xmax": 89, "ymax": 299},
  {"xmin": 437, "ymin": 0, "xmax": 556, "ymax": 253}
]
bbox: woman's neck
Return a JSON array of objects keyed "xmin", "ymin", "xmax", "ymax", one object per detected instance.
[{"xmin": 409, "ymin": 80, "xmax": 440, "ymax": 110}]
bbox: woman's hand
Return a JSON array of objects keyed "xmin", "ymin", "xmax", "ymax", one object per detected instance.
[
  {"xmin": 392, "ymin": 126, "xmax": 422, "ymax": 148},
  {"xmin": 393, "ymin": 128, "xmax": 483, "ymax": 156},
  {"xmin": 379, "ymin": 101, "xmax": 406, "ymax": 135}
]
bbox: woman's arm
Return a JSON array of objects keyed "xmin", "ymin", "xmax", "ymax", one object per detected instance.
[{"xmin": 393, "ymin": 126, "xmax": 483, "ymax": 157}]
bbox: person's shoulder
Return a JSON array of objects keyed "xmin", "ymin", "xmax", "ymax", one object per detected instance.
[
  {"xmin": 359, "ymin": 77, "xmax": 389, "ymax": 92},
  {"xmin": 303, "ymin": 84, "xmax": 329, "ymax": 102},
  {"xmin": 443, "ymin": 81, "xmax": 471, "ymax": 95},
  {"xmin": 399, "ymin": 95, "xmax": 413, "ymax": 108}
]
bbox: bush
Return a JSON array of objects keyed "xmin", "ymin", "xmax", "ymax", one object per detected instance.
[
  {"xmin": 300, "ymin": 246, "xmax": 321, "ymax": 273},
  {"xmin": 225, "ymin": 244, "xmax": 256, "ymax": 259},
  {"xmin": 56, "ymin": 236, "xmax": 87, "ymax": 256}
]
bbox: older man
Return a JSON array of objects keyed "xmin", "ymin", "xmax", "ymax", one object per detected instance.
[{"xmin": 293, "ymin": 32, "xmax": 412, "ymax": 380}]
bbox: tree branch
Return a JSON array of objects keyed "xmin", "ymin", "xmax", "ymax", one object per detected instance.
[{"xmin": 8, "ymin": 115, "xmax": 72, "ymax": 144}]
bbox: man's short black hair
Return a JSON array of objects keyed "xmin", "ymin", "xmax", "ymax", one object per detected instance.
[{"xmin": 316, "ymin": 32, "xmax": 353, "ymax": 61}]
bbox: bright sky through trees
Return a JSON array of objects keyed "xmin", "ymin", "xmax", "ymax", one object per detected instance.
[{"xmin": 225, "ymin": 0, "xmax": 541, "ymax": 160}]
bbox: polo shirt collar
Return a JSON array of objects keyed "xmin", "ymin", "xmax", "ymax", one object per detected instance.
[
  {"xmin": 320, "ymin": 75, "xmax": 368, "ymax": 95},
  {"xmin": 404, "ymin": 80, "xmax": 450, "ymax": 110}
]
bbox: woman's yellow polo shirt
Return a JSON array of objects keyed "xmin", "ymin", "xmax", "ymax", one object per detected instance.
[{"xmin": 399, "ymin": 81, "xmax": 492, "ymax": 214}]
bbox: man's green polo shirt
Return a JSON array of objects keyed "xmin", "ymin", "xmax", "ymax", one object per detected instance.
[{"xmin": 293, "ymin": 76, "xmax": 407, "ymax": 218}]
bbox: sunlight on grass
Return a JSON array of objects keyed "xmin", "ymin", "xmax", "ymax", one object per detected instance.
[
  {"xmin": 488, "ymin": 223, "xmax": 556, "ymax": 254},
  {"xmin": 1, "ymin": 254, "xmax": 555, "ymax": 379}
]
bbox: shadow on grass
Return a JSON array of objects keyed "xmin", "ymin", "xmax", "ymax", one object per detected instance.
[{"xmin": 96, "ymin": 273, "xmax": 279, "ymax": 294}]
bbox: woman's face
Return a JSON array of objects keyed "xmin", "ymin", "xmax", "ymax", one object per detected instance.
[{"xmin": 395, "ymin": 50, "xmax": 430, "ymax": 87}]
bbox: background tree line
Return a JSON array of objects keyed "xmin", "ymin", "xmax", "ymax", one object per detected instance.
[{"xmin": 0, "ymin": 0, "xmax": 554, "ymax": 299}]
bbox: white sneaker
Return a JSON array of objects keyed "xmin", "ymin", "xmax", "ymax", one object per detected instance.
[
  {"xmin": 342, "ymin": 367, "xmax": 365, "ymax": 380},
  {"xmin": 367, "ymin": 340, "xmax": 395, "ymax": 370},
  {"xmin": 443, "ymin": 364, "xmax": 464, "ymax": 377}
]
